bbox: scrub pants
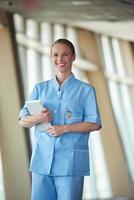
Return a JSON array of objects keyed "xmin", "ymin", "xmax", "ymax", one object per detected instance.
[{"xmin": 31, "ymin": 172, "xmax": 84, "ymax": 200}]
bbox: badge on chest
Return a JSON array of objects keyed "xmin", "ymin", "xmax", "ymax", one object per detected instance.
[{"xmin": 66, "ymin": 111, "xmax": 72, "ymax": 119}]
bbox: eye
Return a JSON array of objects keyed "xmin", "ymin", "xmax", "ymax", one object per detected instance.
[
  {"xmin": 53, "ymin": 53, "xmax": 58, "ymax": 57},
  {"xmin": 63, "ymin": 53, "xmax": 69, "ymax": 56}
]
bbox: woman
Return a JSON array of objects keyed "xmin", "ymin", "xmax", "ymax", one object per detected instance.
[{"xmin": 19, "ymin": 38, "xmax": 102, "ymax": 200}]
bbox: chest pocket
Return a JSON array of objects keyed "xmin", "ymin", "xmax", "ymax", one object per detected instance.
[
  {"xmin": 65, "ymin": 113, "xmax": 83, "ymax": 124},
  {"xmin": 64, "ymin": 102, "xmax": 83, "ymax": 124},
  {"xmin": 63, "ymin": 85, "xmax": 84, "ymax": 125}
]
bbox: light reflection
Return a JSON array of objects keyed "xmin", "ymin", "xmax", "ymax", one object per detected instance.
[{"xmin": 0, "ymin": 152, "xmax": 5, "ymax": 200}]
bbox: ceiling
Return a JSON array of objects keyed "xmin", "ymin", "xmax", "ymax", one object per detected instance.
[{"xmin": 0, "ymin": 0, "xmax": 134, "ymax": 41}]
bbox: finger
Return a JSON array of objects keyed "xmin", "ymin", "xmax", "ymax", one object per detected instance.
[
  {"xmin": 47, "ymin": 129, "xmax": 55, "ymax": 134},
  {"xmin": 48, "ymin": 131, "xmax": 57, "ymax": 137},
  {"xmin": 48, "ymin": 115, "xmax": 53, "ymax": 120},
  {"xmin": 47, "ymin": 126, "xmax": 54, "ymax": 130},
  {"xmin": 48, "ymin": 130, "xmax": 55, "ymax": 134},
  {"xmin": 41, "ymin": 108, "xmax": 47, "ymax": 112},
  {"xmin": 45, "ymin": 113, "xmax": 52, "ymax": 120},
  {"xmin": 51, "ymin": 133, "xmax": 57, "ymax": 137}
]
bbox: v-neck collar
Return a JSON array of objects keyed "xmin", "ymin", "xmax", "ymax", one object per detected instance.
[{"xmin": 53, "ymin": 74, "xmax": 75, "ymax": 91}]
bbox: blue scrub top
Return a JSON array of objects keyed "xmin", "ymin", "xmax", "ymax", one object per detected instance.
[{"xmin": 19, "ymin": 74, "xmax": 101, "ymax": 176}]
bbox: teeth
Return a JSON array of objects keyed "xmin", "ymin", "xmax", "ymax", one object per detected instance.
[{"xmin": 58, "ymin": 64, "xmax": 65, "ymax": 67}]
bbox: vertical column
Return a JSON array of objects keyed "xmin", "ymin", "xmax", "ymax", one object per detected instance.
[
  {"xmin": 41, "ymin": 22, "xmax": 54, "ymax": 80},
  {"xmin": 0, "ymin": 12, "xmax": 31, "ymax": 200},
  {"xmin": 66, "ymin": 26, "xmax": 88, "ymax": 81}
]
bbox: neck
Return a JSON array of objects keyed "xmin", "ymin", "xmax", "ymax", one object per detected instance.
[{"xmin": 56, "ymin": 72, "xmax": 72, "ymax": 85}]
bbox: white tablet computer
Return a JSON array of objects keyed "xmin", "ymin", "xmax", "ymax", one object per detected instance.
[
  {"xmin": 25, "ymin": 100, "xmax": 51, "ymax": 132},
  {"xmin": 25, "ymin": 100, "xmax": 44, "ymax": 115}
]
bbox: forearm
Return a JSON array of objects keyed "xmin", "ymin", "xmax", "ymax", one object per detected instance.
[
  {"xmin": 47, "ymin": 122, "xmax": 101, "ymax": 137},
  {"xmin": 64, "ymin": 122, "xmax": 101, "ymax": 133},
  {"xmin": 19, "ymin": 108, "xmax": 52, "ymax": 128},
  {"xmin": 19, "ymin": 115, "xmax": 41, "ymax": 128}
]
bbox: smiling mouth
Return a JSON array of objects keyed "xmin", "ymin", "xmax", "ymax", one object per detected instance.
[{"xmin": 58, "ymin": 63, "xmax": 65, "ymax": 67}]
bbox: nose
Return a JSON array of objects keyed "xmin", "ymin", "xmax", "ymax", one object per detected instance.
[{"xmin": 58, "ymin": 55, "xmax": 63, "ymax": 62}]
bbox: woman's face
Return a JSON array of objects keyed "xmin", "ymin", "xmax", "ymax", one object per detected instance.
[{"xmin": 51, "ymin": 43, "xmax": 76, "ymax": 74}]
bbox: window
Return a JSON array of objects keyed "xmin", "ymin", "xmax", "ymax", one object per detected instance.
[{"xmin": 101, "ymin": 35, "xmax": 134, "ymax": 183}]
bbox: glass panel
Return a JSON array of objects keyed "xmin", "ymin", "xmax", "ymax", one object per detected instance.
[
  {"xmin": 53, "ymin": 24, "xmax": 65, "ymax": 41},
  {"xmin": 101, "ymin": 35, "xmax": 134, "ymax": 182},
  {"xmin": 27, "ymin": 49, "xmax": 42, "ymax": 93},
  {"xmin": 14, "ymin": 14, "xmax": 25, "ymax": 33},
  {"xmin": 101, "ymin": 36, "xmax": 116, "ymax": 73},
  {"xmin": 26, "ymin": 19, "xmax": 39, "ymax": 40},
  {"xmin": 108, "ymin": 81, "xmax": 134, "ymax": 181},
  {"xmin": 40, "ymin": 23, "xmax": 53, "ymax": 45},
  {"xmin": 42, "ymin": 55, "xmax": 54, "ymax": 80},
  {"xmin": 130, "ymin": 87, "xmax": 134, "ymax": 114},
  {"xmin": 90, "ymin": 133, "xmax": 112, "ymax": 198},
  {"xmin": 112, "ymin": 38, "xmax": 126, "ymax": 76},
  {"xmin": 112, "ymin": 39, "xmax": 134, "ymax": 182}
]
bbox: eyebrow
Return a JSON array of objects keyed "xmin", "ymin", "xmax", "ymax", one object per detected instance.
[{"xmin": 52, "ymin": 51, "xmax": 72, "ymax": 54}]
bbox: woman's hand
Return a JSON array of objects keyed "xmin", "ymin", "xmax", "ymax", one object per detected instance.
[
  {"xmin": 47, "ymin": 125, "xmax": 66, "ymax": 137},
  {"xmin": 37, "ymin": 108, "xmax": 52, "ymax": 123},
  {"xmin": 19, "ymin": 108, "xmax": 52, "ymax": 128},
  {"xmin": 47, "ymin": 122, "xmax": 101, "ymax": 137}
]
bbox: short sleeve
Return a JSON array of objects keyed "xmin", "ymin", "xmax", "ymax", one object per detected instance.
[
  {"xmin": 19, "ymin": 84, "xmax": 38, "ymax": 119},
  {"xmin": 83, "ymin": 87, "xmax": 101, "ymax": 126}
]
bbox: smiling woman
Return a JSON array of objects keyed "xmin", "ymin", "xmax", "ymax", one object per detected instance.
[
  {"xmin": 14, "ymin": 12, "xmax": 131, "ymax": 199},
  {"xmin": 19, "ymin": 38, "xmax": 102, "ymax": 200}
]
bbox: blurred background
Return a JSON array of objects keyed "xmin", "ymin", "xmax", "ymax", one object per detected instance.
[{"xmin": 0, "ymin": 0, "xmax": 134, "ymax": 199}]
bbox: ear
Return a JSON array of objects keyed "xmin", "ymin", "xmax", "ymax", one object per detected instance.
[{"xmin": 72, "ymin": 54, "xmax": 76, "ymax": 62}]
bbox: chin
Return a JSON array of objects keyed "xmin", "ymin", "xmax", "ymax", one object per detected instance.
[{"xmin": 57, "ymin": 67, "xmax": 66, "ymax": 72}]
